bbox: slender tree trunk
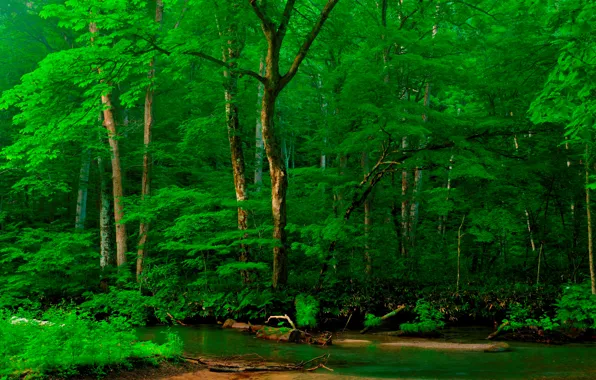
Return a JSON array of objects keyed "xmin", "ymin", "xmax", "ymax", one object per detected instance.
[
  {"xmin": 363, "ymin": 152, "xmax": 372, "ymax": 275},
  {"xmin": 98, "ymin": 150, "xmax": 112, "ymax": 269},
  {"xmin": 400, "ymin": 139, "xmax": 410, "ymax": 256},
  {"xmin": 537, "ymin": 243, "xmax": 543, "ymax": 286},
  {"xmin": 101, "ymin": 96, "xmax": 127, "ymax": 267},
  {"xmin": 586, "ymin": 143, "xmax": 596, "ymax": 294},
  {"xmin": 261, "ymin": 86, "xmax": 288, "ymax": 288},
  {"xmin": 225, "ymin": 71, "xmax": 250, "ymax": 280},
  {"xmin": 216, "ymin": 3, "xmax": 250, "ymax": 282},
  {"xmin": 75, "ymin": 149, "xmax": 91, "ymax": 230},
  {"xmin": 255, "ymin": 56, "xmax": 265, "ymax": 187},
  {"xmin": 316, "ymin": 74, "xmax": 328, "ymax": 169},
  {"xmin": 250, "ymin": 0, "xmax": 340, "ymax": 288},
  {"xmin": 137, "ymin": 0, "xmax": 164, "ymax": 281},
  {"xmin": 90, "ymin": 22, "xmax": 127, "ymax": 267},
  {"xmin": 457, "ymin": 214, "xmax": 465, "ymax": 292}
]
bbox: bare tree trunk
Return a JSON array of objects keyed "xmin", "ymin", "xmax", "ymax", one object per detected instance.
[
  {"xmin": 75, "ymin": 149, "xmax": 91, "ymax": 230},
  {"xmin": 137, "ymin": 0, "xmax": 164, "ymax": 281}
]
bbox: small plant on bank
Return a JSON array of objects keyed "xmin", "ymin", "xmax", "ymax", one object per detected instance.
[
  {"xmin": 295, "ymin": 294, "xmax": 320, "ymax": 329},
  {"xmin": 400, "ymin": 300, "xmax": 445, "ymax": 334}
]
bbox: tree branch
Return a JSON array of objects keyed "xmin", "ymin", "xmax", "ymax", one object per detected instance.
[
  {"xmin": 249, "ymin": 0, "xmax": 275, "ymax": 34},
  {"xmin": 277, "ymin": 0, "xmax": 298, "ymax": 42},
  {"xmin": 279, "ymin": 0, "xmax": 340, "ymax": 91},
  {"xmin": 133, "ymin": 33, "xmax": 266, "ymax": 84}
]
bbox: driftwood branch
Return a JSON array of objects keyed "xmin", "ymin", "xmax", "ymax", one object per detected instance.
[{"xmin": 266, "ymin": 314, "xmax": 297, "ymax": 329}]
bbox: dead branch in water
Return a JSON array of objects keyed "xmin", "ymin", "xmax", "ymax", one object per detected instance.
[{"xmin": 167, "ymin": 312, "xmax": 187, "ymax": 326}]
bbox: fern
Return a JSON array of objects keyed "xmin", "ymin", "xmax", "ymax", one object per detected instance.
[{"xmin": 295, "ymin": 294, "xmax": 319, "ymax": 329}]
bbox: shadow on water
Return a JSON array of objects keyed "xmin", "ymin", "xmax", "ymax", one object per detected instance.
[{"xmin": 137, "ymin": 325, "xmax": 596, "ymax": 379}]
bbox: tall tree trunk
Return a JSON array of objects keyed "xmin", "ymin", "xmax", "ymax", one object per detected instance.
[
  {"xmin": 98, "ymin": 150, "xmax": 113, "ymax": 269},
  {"xmin": 137, "ymin": 0, "xmax": 164, "ymax": 281},
  {"xmin": 586, "ymin": 143, "xmax": 596, "ymax": 294},
  {"xmin": 250, "ymin": 0, "xmax": 340, "ymax": 288},
  {"xmin": 400, "ymin": 139, "xmax": 410, "ymax": 256},
  {"xmin": 75, "ymin": 149, "xmax": 91, "ymax": 230},
  {"xmin": 255, "ymin": 56, "xmax": 265, "ymax": 187},
  {"xmin": 91, "ymin": 22, "xmax": 127, "ymax": 267},
  {"xmin": 457, "ymin": 214, "xmax": 465, "ymax": 292},
  {"xmin": 101, "ymin": 95, "xmax": 127, "ymax": 267},
  {"xmin": 316, "ymin": 74, "xmax": 328, "ymax": 169},
  {"xmin": 363, "ymin": 152, "xmax": 372, "ymax": 275},
  {"xmin": 261, "ymin": 86, "xmax": 288, "ymax": 288},
  {"xmin": 225, "ymin": 71, "xmax": 250, "ymax": 280},
  {"xmin": 216, "ymin": 2, "xmax": 250, "ymax": 282}
]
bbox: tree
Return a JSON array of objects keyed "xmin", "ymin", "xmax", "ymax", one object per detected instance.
[{"xmin": 249, "ymin": 0, "xmax": 341, "ymax": 288}]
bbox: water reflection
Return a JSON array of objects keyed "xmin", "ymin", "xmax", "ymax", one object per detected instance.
[{"xmin": 137, "ymin": 325, "xmax": 596, "ymax": 379}]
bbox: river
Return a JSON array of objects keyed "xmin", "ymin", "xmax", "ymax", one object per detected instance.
[{"xmin": 137, "ymin": 325, "xmax": 596, "ymax": 379}]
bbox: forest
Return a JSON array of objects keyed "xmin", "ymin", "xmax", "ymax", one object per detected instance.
[{"xmin": 1, "ymin": 0, "xmax": 596, "ymax": 378}]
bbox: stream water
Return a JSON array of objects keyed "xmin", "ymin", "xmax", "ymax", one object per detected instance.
[{"xmin": 137, "ymin": 325, "xmax": 596, "ymax": 379}]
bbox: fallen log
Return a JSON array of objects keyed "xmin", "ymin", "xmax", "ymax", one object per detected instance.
[
  {"xmin": 181, "ymin": 353, "xmax": 331, "ymax": 373},
  {"xmin": 223, "ymin": 316, "xmax": 332, "ymax": 345},
  {"xmin": 256, "ymin": 326, "xmax": 304, "ymax": 343},
  {"xmin": 255, "ymin": 326, "xmax": 332, "ymax": 345},
  {"xmin": 360, "ymin": 305, "xmax": 406, "ymax": 334},
  {"xmin": 487, "ymin": 321, "xmax": 509, "ymax": 340},
  {"xmin": 221, "ymin": 319, "xmax": 263, "ymax": 332}
]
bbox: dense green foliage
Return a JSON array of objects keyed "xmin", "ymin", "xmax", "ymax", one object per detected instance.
[
  {"xmin": 0, "ymin": 309, "xmax": 182, "ymax": 378},
  {"xmin": 0, "ymin": 0, "xmax": 595, "ymax": 343},
  {"xmin": 400, "ymin": 299, "xmax": 446, "ymax": 334}
]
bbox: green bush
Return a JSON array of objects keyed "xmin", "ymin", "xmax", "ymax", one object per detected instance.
[
  {"xmin": 364, "ymin": 313, "xmax": 383, "ymax": 328},
  {"xmin": 502, "ymin": 303, "xmax": 560, "ymax": 332},
  {"xmin": 400, "ymin": 299, "xmax": 445, "ymax": 334},
  {"xmin": 0, "ymin": 308, "xmax": 182, "ymax": 378},
  {"xmin": 555, "ymin": 282, "xmax": 596, "ymax": 329},
  {"xmin": 295, "ymin": 294, "xmax": 319, "ymax": 329}
]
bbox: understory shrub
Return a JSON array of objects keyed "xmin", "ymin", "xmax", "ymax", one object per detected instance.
[
  {"xmin": 501, "ymin": 303, "xmax": 559, "ymax": 332},
  {"xmin": 400, "ymin": 299, "xmax": 446, "ymax": 334},
  {"xmin": 555, "ymin": 282, "xmax": 596, "ymax": 329},
  {"xmin": 295, "ymin": 294, "xmax": 320, "ymax": 329},
  {"xmin": 0, "ymin": 308, "xmax": 182, "ymax": 378}
]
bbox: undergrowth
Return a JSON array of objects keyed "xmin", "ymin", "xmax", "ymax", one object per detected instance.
[{"xmin": 0, "ymin": 308, "xmax": 182, "ymax": 378}]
